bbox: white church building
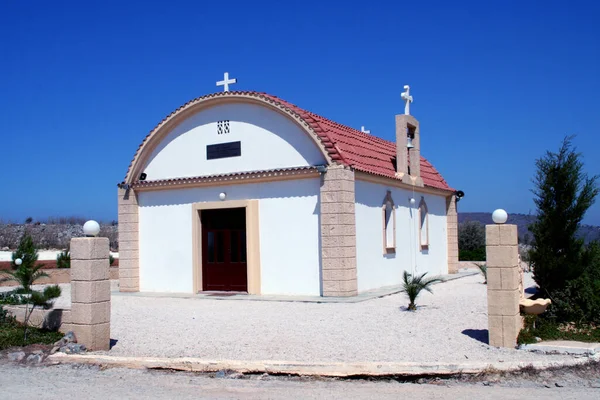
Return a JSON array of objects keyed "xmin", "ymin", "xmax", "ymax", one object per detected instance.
[{"xmin": 117, "ymin": 83, "xmax": 460, "ymax": 297}]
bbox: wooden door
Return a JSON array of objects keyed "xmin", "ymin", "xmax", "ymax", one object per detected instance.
[{"xmin": 201, "ymin": 208, "xmax": 247, "ymax": 292}]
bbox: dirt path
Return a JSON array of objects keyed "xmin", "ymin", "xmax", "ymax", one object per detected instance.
[{"xmin": 1, "ymin": 362, "xmax": 599, "ymax": 399}]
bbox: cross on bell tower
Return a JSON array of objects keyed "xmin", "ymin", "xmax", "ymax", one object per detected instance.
[{"xmin": 401, "ymin": 85, "xmax": 413, "ymax": 115}]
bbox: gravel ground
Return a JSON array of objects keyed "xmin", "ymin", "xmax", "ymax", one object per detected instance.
[{"xmin": 100, "ymin": 274, "xmax": 575, "ymax": 364}]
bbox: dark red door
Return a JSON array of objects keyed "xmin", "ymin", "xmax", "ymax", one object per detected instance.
[{"xmin": 201, "ymin": 208, "xmax": 247, "ymax": 292}]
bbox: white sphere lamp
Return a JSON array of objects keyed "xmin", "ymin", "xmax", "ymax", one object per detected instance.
[
  {"xmin": 219, "ymin": 192, "xmax": 227, "ymax": 201},
  {"xmin": 15, "ymin": 258, "xmax": 22, "ymax": 266},
  {"xmin": 83, "ymin": 220, "xmax": 101, "ymax": 237},
  {"xmin": 409, "ymin": 197, "xmax": 416, "ymax": 205},
  {"xmin": 492, "ymin": 209, "xmax": 508, "ymax": 224}
]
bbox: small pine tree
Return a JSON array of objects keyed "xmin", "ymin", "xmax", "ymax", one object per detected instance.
[
  {"xmin": 11, "ymin": 233, "xmax": 40, "ymax": 271},
  {"xmin": 529, "ymin": 136, "xmax": 599, "ymax": 295},
  {"xmin": 56, "ymin": 249, "xmax": 70, "ymax": 269}
]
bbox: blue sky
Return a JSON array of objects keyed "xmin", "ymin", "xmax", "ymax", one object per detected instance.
[{"xmin": 1, "ymin": 0, "xmax": 599, "ymax": 224}]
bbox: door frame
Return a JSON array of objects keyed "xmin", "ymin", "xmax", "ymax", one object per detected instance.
[{"xmin": 192, "ymin": 200, "xmax": 261, "ymax": 294}]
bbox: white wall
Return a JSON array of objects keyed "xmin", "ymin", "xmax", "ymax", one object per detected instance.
[
  {"xmin": 137, "ymin": 179, "xmax": 321, "ymax": 295},
  {"xmin": 143, "ymin": 102, "xmax": 327, "ymax": 180},
  {"xmin": 354, "ymin": 180, "xmax": 449, "ymax": 292}
]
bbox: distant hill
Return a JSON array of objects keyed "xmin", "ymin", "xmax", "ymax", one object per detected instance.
[{"xmin": 459, "ymin": 212, "xmax": 600, "ymax": 244}]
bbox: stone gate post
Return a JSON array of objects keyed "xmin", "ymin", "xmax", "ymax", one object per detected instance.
[
  {"xmin": 70, "ymin": 237, "xmax": 111, "ymax": 351},
  {"xmin": 486, "ymin": 218, "xmax": 522, "ymax": 348}
]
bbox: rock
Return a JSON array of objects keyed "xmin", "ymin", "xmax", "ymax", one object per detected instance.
[
  {"xmin": 482, "ymin": 381, "xmax": 492, "ymax": 386},
  {"xmin": 32, "ymin": 350, "xmax": 44, "ymax": 355},
  {"xmin": 259, "ymin": 373, "xmax": 270, "ymax": 381},
  {"xmin": 64, "ymin": 331, "xmax": 77, "ymax": 343},
  {"xmin": 50, "ymin": 346, "xmax": 60, "ymax": 355},
  {"xmin": 7, "ymin": 352, "xmax": 26, "ymax": 362},
  {"xmin": 26, "ymin": 354, "xmax": 43, "ymax": 364},
  {"xmin": 228, "ymin": 373, "xmax": 244, "ymax": 379},
  {"xmin": 215, "ymin": 370, "xmax": 227, "ymax": 379},
  {"xmin": 59, "ymin": 343, "xmax": 87, "ymax": 354},
  {"xmin": 53, "ymin": 331, "xmax": 78, "ymax": 349},
  {"xmin": 1, "ymin": 247, "xmax": 9, "ymax": 251},
  {"xmin": 555, "ymin": 382, "xmax": 565, "ymax": 388},
  {"xmin": 535, "ymin": 337, "xmax": 542, "ymax": 342}
]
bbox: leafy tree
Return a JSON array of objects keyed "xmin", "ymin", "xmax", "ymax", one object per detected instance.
[
  {"xmin": 25, "ymin": 217, "xmax": 33, "ymax": 224},
  {"xmin": 400, "ymin": 271, "xmax": 442, "ymax": 311},
  {"xmin": 529, "ymin": 136, "xmax": 599, "ymax": 294},
  {"xmin": 11, "ymin": 233, "xmax": 41, "ymax": 271}
]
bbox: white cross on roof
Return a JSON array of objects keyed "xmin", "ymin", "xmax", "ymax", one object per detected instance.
[{"xmin": 216, "ymin": 72, "xmax": 237, "ymax": 92}]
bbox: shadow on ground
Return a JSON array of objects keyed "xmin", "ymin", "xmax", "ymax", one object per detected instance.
[{"xmin": 462, "ymin": 329, "xmax": 489, "ymax": 344}]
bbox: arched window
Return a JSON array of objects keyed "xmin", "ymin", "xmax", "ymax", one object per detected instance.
[
  {"xmin": 382, "ymin": 191, "xmax": 396, "ymax": 253},
  {"xmin": 418, "ymin": 197, "xmax": 429, "ymax": 250}
]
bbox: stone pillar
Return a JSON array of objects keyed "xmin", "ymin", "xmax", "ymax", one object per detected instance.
[
  {"xmin": 118, "ymin": 187, "xmax": 140, "ymax": 292},
  {"xmin": 320, "ymin": 166, "xmax": 357, "ymax": 297},
  {"xmin": 446, "ymin": 195, "xmax": 459, "ymax": 274},
  {"xmin": 486, "ymin": 224, "xmax": 522, "ymax": 348},
  {"xmin": 70, "ymin": 237, "xmax": 111, "ymax": 351}
]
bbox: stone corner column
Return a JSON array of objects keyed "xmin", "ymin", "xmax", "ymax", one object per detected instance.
[
  {"xmin": 486, "ymin": 224, "xmax": 523, "ymax": 348},
  {"xmin": 446, "ymin": 195, "xmax": 459, "ymax": 274},
  {"xmin": 320, "ymin": 166, "xmax": 358, "ymax": 297},
  {"xmin": 70, "ymin": 237, "xmax": 111, "ymax": 351},
  {"xmin": 118, "ymin": 187, "xmax": 140, "ymax": 292}
]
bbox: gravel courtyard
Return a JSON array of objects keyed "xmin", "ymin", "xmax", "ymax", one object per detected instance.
[{"xmin": 101, "ymin": 274, "xmax": 575, "ymax": 364}]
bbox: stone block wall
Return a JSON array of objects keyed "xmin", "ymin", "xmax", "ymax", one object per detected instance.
[
  {"xmin": 486, "ymin": 224, "xmax": 522, "ymax": 348},
  {"xmin": 320, "ymin": 166, "xmax": 358, "ymax": 297},
  {"xmin": 118, "ymin": 187, "xmax": 140, "ymax": 292}
]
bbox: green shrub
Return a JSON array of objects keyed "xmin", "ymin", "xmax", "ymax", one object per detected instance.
[
  {"xmin": 518, "ymin": 314, "xmax": 600, "ymax": 344},
  {"xmin": 459, "ymin": 248, "xmax": 486, "ymax": 261},
  {"xmin": 0, "ymin": 319, "xmax": 62, "ymax": 350},
  {"xmin": 56, "ymin": 249, "xmax": 70, "ymax": 268},
  {"xmin": 0, "ymin": 305, "xmax": 15, "ymax": 325},
  {"xmin": 458, "ymin": 221, "xmax": 486, "ymax": 261},
  {"xmin": 109, "ymin": 254, "xmax": 115, "ymax": 266}
]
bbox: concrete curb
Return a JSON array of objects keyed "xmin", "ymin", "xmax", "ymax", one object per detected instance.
[
  {"xmin": 521, "ymin": 341, "xmax": 600, "ymax": 355},
  {"xmin": 46, "ymin": 353, "xmax": 599, "ymax": 377}
]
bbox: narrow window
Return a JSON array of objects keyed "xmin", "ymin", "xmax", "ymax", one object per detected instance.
[
  {"xmin": 217, "ymin": 120, "xmax": 230, "ymax": 135},
  {"xmin": 382, "ymin": 191, "xmax": 396, "ymax": 253},
  {"xmin": 419, "ymin": 197, "xmax": 429, "ymax": 250}
]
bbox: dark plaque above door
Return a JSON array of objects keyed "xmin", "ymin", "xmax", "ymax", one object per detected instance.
[{"xmin": 206, "ymin": 141, "xmax": 241, "ymax": 160}]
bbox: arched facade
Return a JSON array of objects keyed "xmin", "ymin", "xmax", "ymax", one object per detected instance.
[{"xmin": 123, "ymin": 92, "xmax": 337, "ymax": 185}]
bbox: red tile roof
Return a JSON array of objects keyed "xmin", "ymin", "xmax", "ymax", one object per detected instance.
[{"xmin": 258, "ymin": 93, "xmax": 453, "ymax": 192}]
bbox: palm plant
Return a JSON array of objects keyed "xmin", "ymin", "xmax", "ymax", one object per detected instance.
[
  {"xmin": 1, "ymin": 264, "xmax": 49, "ymax": 293},
  {"xmin": 401, "ymin": 271, "xmax": 443, "ymax": 311},
  {"xmin": 476, "ymin": 263, "xmax": 487, "ymax": 284}
]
